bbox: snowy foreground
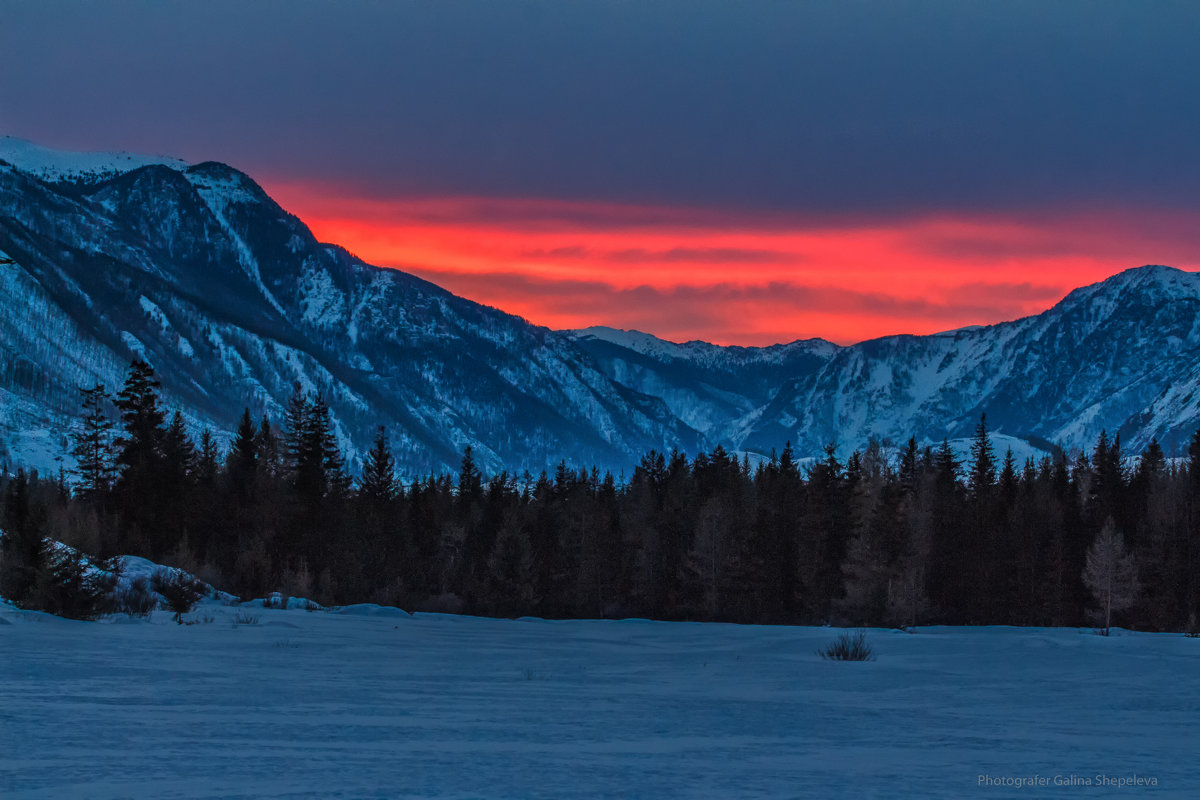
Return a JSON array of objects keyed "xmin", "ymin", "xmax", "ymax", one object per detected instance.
[{"xmin": 2, "ymin": 601, "xmax": 1198, "ymax": 799}]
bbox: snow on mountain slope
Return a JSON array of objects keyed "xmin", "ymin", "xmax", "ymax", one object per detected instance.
[
  {"xmin": 0, "ymin": 135, "xmax": 187, "ymax": 183},
  {"xmin": 2, "ymin": 137, "xmax": 1199, "ymax": 477},
  {"xmin": 733, "ymin": 265, "xmax": 1200, "ymax": 460},
  {"xmin": 0, "ymin": 141, "xmax": 703, "ymax": 478},
  {"xmin": 573, "ymin": 325, "xmax": 839, "ymax": 368},
  {"xmin": 568, "ymin": 327, "xmax": 837, "ymax": 441}
]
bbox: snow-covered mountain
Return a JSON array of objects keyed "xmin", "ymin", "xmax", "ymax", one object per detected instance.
[
  {"xmin": 1, "ymin": 136, "xmax": 1198, "ymax": 476},
  {"xmin": 567, "ymin": 326, "xmax": 837, "ymax": 443},
  {"xmin": 0, "ymin": 137, "xmax": 702, "ymax": 477},
  {"xmin": 725, "ymin": 264, "xmax": 1200, "ymax": 459}
]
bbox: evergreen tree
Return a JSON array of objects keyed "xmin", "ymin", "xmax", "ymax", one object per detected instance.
[
  {"xmin": 114, "ymin": 360, "xmax": 166, "ymax": 475},
  {"xmin": 282, "ymin": 386, "xmax": 310, "ymax": 483},
  {"xmin": 70, "ymin": 384, "xmax": 116, "ymax": 502},
  {"xmin": 458, "ymin": 446, "xmax": 483, "ymax": 505},
  {"xmin": 899, "ymin": 436, "xmax": 920, "ymax": 495},
  {"xmin": 0, "ymin": 469, "xmax": 47, "ymax": 603},
  {"xmin": 967, "ymin": 414, "xmax": 996, "ymax": 498},
  {"xmin": 255, "ymin": 415, "xmax": 280, "ymax": 479},
  {"xmin": 227, "ymin": 409, "xmax": 258, "ymax": 494},
  {"xmin": 161, "ymin": 411, "xmax": 197, "ymax": 490},
  {"xmin": 999, "ymin": 449, "xmax": 1019, "ymax": 505},
  {"xmin": 112, "ymin": 360, "xmax": 168, "ymax": 553},
  {"xmin": 1089, "ymin": 430, "xmax": 1127, "ymax": 531},
  {"xmin": 360, "ymin": 427, "xmax": 398, "ymax": 504},
  {"xmin": 197, "ymin": 429, "xmax": 220, "ymax": 488},
  {"xmin": 34, "ymin": 545, "xmax": 117, "ymax": 620},
  {"xmin": 312, "ymin": 397, "xmax": 350, "ymax": 498}
]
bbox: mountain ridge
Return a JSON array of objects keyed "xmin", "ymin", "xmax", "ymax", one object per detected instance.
[{"xmin": 2, "ymin": 136, "xmax": 1198, "ymax": 476}]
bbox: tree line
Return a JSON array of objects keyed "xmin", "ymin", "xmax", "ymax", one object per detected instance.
[{"xmin": 2, "ymin": 359, "xmax": 1197, "ymax": 631}]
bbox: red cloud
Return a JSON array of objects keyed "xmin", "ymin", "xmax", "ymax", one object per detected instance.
[{"xmin": 262, "ymin": 182, "xmax": 1200, "ymax": 345}]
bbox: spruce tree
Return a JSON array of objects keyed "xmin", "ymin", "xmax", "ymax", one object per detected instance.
[
  {"xmin": 968, "ymin": 414, "xmax": 996, "ymax": 498},
  {"xmin": 999, "ymin": 449, "xmax": 1019, "ymax": 504},
  {"xmin": 255, "ymin": 415, "xmax": 280, "ymax": 479},
  {"xmin": 360, "ymin": 426, "xmax": 398, "ymax": 504},
  {"xmin": 112, "ymin": 360, "xmax": 168, "ymax": 552},
  {"xmin": 114, "ymin": 360, "xmax": 166, "ymax": 471},
  {"xmin": 162, "ymin": 411, "xmax": 197, "ymax": 489},
  {"xmin": 70, "ymin": 384, "xmax": 116, "ymax": 502},
  {"xmin": 282, "ymin": 385, "xmax": 310, "ymax": 483},
  {"xmin": 899, "ymin": 436, "xmax": 920, "ymax": 495},
  {"xmin": 227, "ymin": 409, "xmax": 258, "ymax": 493},
  {"xmin": 196, "ymin": 429, "xmax": 220, "ymax": 487},
  {"xmin": 458, "ymin": 446, "xmax": 484, "ymax": 505},
  {"xmin": 311, "ymin": 396, "xmax": 349, "ymax": 498}
]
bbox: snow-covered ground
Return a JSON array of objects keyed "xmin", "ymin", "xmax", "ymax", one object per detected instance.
[{"xmin": 2, "ymin": 601, "xmax": 1196, "ymax": 798}]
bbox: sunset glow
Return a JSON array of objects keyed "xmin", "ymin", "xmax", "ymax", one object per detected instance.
[{"xmin": 267, "ymin": 182, "xmax": 1200, "ymax": 345}]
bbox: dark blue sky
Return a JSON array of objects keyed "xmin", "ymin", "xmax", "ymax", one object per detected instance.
[
  {"xmin": 5, "ymin": 0, "xmax": 1200, "ymax": 216},
  {"xmin": 4, "ymin": 1, "xmax": 1200, "ymax": 344}
]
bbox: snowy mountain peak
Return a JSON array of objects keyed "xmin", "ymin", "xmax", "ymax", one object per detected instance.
[
  {"xmin": 1058, "ymin": 264, "xmax": 1200, "ymax": 309},
  {"xmin": 570, "ymin": 325, "xmax": 839, "ymax": 361},
  {"xmin": 2, "ymin": 135, "xmax": 1200, "ymax": 476},
  {"xmin": 0, "ymin": 136, "xmax": 189, "ymax": 183},
  {"xmin": 572, "ymin": 326, "xmax": 694, "ymax": 359}
]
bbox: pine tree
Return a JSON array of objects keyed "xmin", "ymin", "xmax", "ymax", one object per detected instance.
[
  {"xmin": 1089, "ymin": 430, "xmax": 1127, "ymax": 530},
  {"xmin": 290, "ymin": 393, "xmax": 324, "ymax": 500},
  {"xmin": 458, "ymin": 446, "xmax": 483, "ymax": 505},
  {"xmin": 112, "ymin": 360, "xmax": 168, "ymax": 552},
  {"xmin": 34, "ymin": 545, "xmax": 118, "ymax": 620},
  {"xmin": 70, "ymin": 384, "xmax": 116, "ymax": 502},
  {"xmin": 255, "ymin": 415, "xmax": 280, "ymax": 479},
  {"xmin": 899, "ymin": 436, "xmax": 920, "ymax": 495},
  {"xmin": 933, "ymin": 438, "xmax": 959, "ymax": 486},
  {"xmin": 282, "ymin": 385, "xmax": 310, "ymax": 483},
  {"xmin": 196, "ymin": 429, "xmax": 220, "ymax": 487},
  {"xmin": 311, "ymin": 396, "xmax": 350, "ymax": 498},
  {"xmin": 999, "ymin": 449, "xmax": 1019, "ymax": 505},
  {"xmin": 968, "ymin": 414, "xmax": 996, "ymax": 498},
  {"xmin": 360, "ymin": 426, "xmax": 398, "ymax": 504},
  {"xmin": 161, "ymin": 411, "xmax": 197, "ymax": 489},
  {"xmin": 114, "ymin": 360, "xmax": 166, "ymax": 473},
  {"xmin": 227, "ymin": 409, "xmax": 258, "ymax": 494}
]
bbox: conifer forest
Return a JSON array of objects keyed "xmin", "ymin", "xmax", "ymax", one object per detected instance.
[{"xmin": 3, "ymin": 359, "xmax": 1198, "ymax": 632}]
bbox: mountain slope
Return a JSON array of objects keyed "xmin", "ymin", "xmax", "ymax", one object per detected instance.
[
  {"xmin": 567, "ymin": 326, "xmax": 837, "ymax": 442},
  {"xmin": 729, "ymin": 265, "xmax": 1200, "ymax": 458},
  {"xmin": 0, "ymin": 138, "xmax": 703, "ymax": 476},
  {"xmin": 2, "ymin": 136, "xmax": 1199, "ymax": 476}
]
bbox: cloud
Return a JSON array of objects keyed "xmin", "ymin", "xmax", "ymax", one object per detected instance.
[
  {"xmin": 519, "ymin": 246, "xmax": 796, "ymax": 264},
  {"xmin": 401, "ymin": 268, "xmax": 1072, "ymax": 346},
  {"xmin": 256, "ymin": 187, "xmax": 1200, "ymax": 345}
]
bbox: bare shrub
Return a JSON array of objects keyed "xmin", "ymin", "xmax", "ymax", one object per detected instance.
[
  {"xmin": 818, "ymin": 631, "xmax": 876, "ymax": 661},
  {"xmin": 115, "ymin": 576, "xmax": 156, "ymax": 618}
]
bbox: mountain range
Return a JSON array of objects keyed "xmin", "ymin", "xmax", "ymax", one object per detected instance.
[{"xmin": 1, "ymin": 136, "xmax": 1198, "ymax": 478}]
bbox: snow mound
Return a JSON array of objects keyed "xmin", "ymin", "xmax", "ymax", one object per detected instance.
[{"xmin": 335, "ymin": 603, "xmax": 412, "ymax": 618}]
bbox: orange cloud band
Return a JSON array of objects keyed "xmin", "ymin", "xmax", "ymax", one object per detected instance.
[{"xmin": 264, "ymin": 181, "xmax": 1200, "ymax": 345}]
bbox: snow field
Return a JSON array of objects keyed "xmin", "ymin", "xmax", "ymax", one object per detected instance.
[{"xmin": 1, "ymin": 602, "xmax": 1197, "ymax": 798}]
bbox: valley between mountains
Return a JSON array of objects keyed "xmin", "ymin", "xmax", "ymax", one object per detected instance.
[{"xmin": 2, "ymin": 137, "xmax": 1199, "ymax": 478}]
